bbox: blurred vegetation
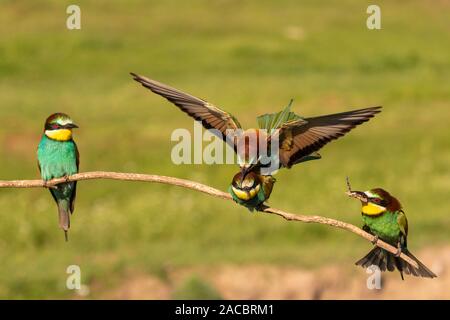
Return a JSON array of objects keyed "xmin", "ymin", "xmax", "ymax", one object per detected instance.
[
  {"xmin": 0, "ymin": 0, "xmax": 449, "ymax": 298},
  {"xmin": 172, "ymin": 276, "xmax": 223, "ymax": 300}
]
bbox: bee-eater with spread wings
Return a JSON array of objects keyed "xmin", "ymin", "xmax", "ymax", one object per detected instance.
[{"xmin": 131, "ymin": 73, "xmax": 381, "ymax": 210}]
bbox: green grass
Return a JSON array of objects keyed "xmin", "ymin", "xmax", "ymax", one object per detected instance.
[
  {"xmin": 0, "ymin": 0, "xmax": 449, "ymax": 298},
  {"xmin": 172, "ymin": 276, "xmax": 223, "ymax": 300}
]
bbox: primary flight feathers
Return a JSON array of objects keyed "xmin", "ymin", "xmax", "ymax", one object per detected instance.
[
  {"xmin": 131, "ymin": 72, "xmax": 381, "ymax": 168},
  {"xmin": 131, "ymin": 73, "xmax": 241, "ymax": 145}
]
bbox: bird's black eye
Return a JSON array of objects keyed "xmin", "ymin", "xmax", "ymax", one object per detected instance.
[{"xmin": 52, "ymin": 124, "xmax": 59, "ymax": 130}]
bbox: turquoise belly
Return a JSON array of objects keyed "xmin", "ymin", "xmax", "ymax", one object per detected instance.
[{"xmin": 37, "ymin": 135, "xmax": 78, "ymax": 181}]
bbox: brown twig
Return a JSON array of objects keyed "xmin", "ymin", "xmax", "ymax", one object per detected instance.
[{"xmin": 0, "ymin": 171, "xmax": 418, "ymax": 268}]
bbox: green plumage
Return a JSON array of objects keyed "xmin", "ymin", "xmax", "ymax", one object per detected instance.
[
  {"xmin": 351, "ymin": 188, "xmax": 437, "ymax": 279},
  {"xmin": 256, "ymin": 99, "xmax": 304, "ymax": 131},
  {"xmin": 38, "ymin": 135, "xmax": 78, "ymax": 181},
  {"xmin": 256, "ymin": 101, "xmax": 321, "ymax": 166},
  {"xmin": 37, "ymin": 113, "xmax": 79, "ymax": 241},
  {"xmin": 228, "ymin": 101, "xmax": 319, "ymax": 211},
  {"xmin": 131, "ymin": 73, "xmax": 381, "ymax": 211},
  {"xmin": 362, "ymin": 210, "xmax": 404, "ymax": 245},
  {"xmin": 228, "ymin": 184, "xmax": 267, "ymax": 211}
]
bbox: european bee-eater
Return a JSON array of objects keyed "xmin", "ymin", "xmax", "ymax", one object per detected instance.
[
  {"xmin": 347, "ymin": 187, "xmax": 436, "ymax": 279},
  {"xmin": 131, "ymin": 73, "xmax": 381, "ymax": 210},
  {"xmin": 37, "ymin": 113, "xmax": 79, "ymax": 241}
]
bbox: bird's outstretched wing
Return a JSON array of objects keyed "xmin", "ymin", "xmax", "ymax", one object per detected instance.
[
  {"xmin": 131, "ymin": 73, "xmax": 241, "ymax": 149},
  {"xmin": 278, "ymin": 106, "xmax": 382, "ymax": 168}
]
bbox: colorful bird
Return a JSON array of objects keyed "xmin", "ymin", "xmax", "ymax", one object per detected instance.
[
  {"xmin": 131, "ymin": 73, "xmax": 381, "ymax": 210},
  {"xmin": 346, "ymin": 183, "xmax": 436, "ymax": 279},
  {"xmin": 37, "ymin": 113, "xmax": 79, "ymax": 241}
]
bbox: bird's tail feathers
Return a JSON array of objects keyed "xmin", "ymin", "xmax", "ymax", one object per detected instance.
[
  {"xmin": 401, "ymin": 248, "xmax": 437, "ymax": 278},
  {"xmin": 57, "ymin": 201, "xmax": 71, "ymax": 242},
  {"xmin": 355, "ymin": 246, "xmax": 436, "ymax": 280}
]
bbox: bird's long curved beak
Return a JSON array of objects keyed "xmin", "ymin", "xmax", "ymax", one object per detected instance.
[
  {"xmin": 64, "ymin": 123, "xmax": 79, "ymax": 129},
  {"xmin": 346, "ymin": 190, "xmax": 369, "ymax": 203},
  {"xmin": 239, "ymin": 166, "xmax": 248, "ymax": 185},
  {"xmin": 239, "ymin": 163, "xmax": 257, "ymax": 184}
]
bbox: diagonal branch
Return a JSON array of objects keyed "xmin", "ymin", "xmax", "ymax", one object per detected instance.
[{"xmin": 0, "ymin": 171, "xmax": 418, "ymax": 268}]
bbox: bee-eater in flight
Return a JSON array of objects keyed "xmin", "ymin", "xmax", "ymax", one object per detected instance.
[
  {"xmin": 131, "ymin": 73, "xmax": 381, "ymax": 210},
  {"xmin": 347, "ymin": 184, "xmax": 436, "ymax": 279},
  {"xmin": 37, "ymin": 113, "xmax": 79, "ymax": 241}
]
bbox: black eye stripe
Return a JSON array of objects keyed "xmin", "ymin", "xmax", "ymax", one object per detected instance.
[
  {"xmin": 45, "ymin": 123, "xmax": 65, "ymax": 130},
  {"xmin": 370, "ymin": 198, "xmax": 387, "ymax": 206}
]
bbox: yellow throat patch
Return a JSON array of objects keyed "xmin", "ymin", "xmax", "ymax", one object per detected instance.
[
  {"xmin": 45, "ymin": 129, "xmax": 72, "ymax": 141},
  {"xmin": 232, "ymin": 184, "xmax": 260, "ymax": 201},
  {"xmin": 361, "ymin": 202, "xmax": 386, "ymax": 216}
]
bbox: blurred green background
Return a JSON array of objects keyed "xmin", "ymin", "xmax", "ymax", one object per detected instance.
[{"xmin": 0, "ymin": 0, "xmax": 449, "ymax": 299}]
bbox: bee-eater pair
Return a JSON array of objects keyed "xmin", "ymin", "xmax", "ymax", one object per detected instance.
[
  {"xmin": 37, "ymin": 113, "xmax": 79, "ymax": 241},
  {"xmin": 130, "ymin": 74, "xmax": 435, "ymax": 279},
  {"xmin": 347, "ymin": 184, "xmax": 436, "ymax": 279},
  {"xmin": 34, "ymin": 75, "xmax": 435, "ymax": 281},
  {"xmin": 38, "ymin": 76, "xmax": 380, "ymax": 237},
  {"xmin": 131, "ymin": 73, "xmax": 381, "ymax": 210}
]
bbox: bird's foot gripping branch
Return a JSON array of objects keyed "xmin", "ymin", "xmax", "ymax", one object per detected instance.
[
  {"xmin": 0, "ymin": 171, "xmax": 423, "ymax": 271},
  {"xmin": 346, "ymin": 177, "xmax": 436, "ymax": 279}
]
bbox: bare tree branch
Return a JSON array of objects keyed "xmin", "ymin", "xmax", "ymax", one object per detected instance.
[{"xmin": 0, "ymin": 171, "xmax": 418, "ymax": 268}]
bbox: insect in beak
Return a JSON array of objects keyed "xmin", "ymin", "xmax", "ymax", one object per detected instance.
[
  {"xmin": 346, "ymin": 190, "xmax": 369, "ymax": 203},
  {"xmin": 345, "ymin": 177, "xmax": 368, "ymax": 203}
]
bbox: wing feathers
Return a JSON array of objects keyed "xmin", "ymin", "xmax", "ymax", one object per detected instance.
[
  {"xmin": 132, "ymin": 73, "xmax": 381, "ymax": 167},
  {"xmin": 279, "ymin": 106, "xmax": 381, "ymax": 167},
  {"xmin": 131, "ymin": 73, "xmax": 241, "ymax": 148}
]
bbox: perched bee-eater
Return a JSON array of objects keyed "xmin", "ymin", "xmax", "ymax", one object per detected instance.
[
  {"xmin": 131, "ymin": 73, "xmax": 381, "ymax": 210},
  {"xmin": 37, "ymin": 113, "xmax": 79, "ymax": 241},
  {"xmin": 347, "ymin": 186, "xmax": 436, "ymax": 279}
]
